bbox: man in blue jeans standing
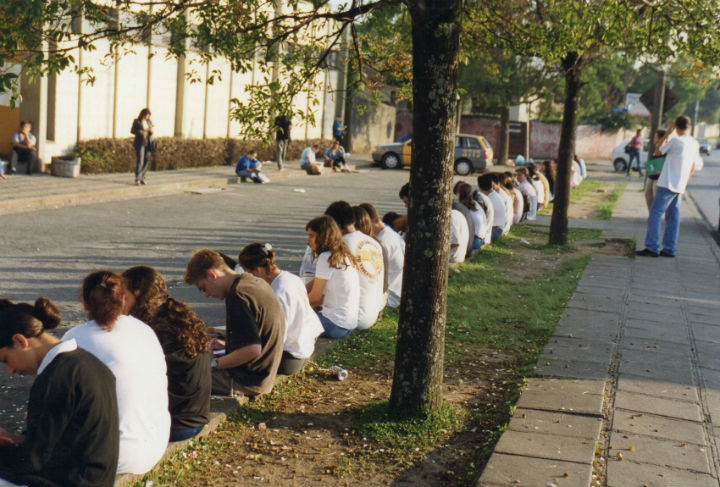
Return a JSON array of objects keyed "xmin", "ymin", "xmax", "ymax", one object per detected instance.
[{"xmin": 637, "ymin": 116, "xmax": 703, "ymax": 258}]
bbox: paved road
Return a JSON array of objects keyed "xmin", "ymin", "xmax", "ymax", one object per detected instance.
[{"xmin": 688, "ymin": 149, "xmax": 720, "ymax": 234}]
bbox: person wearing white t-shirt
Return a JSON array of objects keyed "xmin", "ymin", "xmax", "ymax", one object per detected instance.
[
  {"xmin": 360, "ymin": 202, "xmax": 406, "ymax": 308},
  {"xmin": 637, "ymin": 116, "xmax": 702, "ymax": 258},
  {"xmin": 325, "ymin": 201, "xmax": 385, "ymax": 330},
  {"xmin": 238, "ymin": 243, "xmax": 324, "ymax": 375},
  {"xmin": 450, "ymin": 209, "xmax": 469, "ymax": 263},
  {"xmin": 300, "ymin": 144, "xmax": 322, "ymax": 175},
  {"xmin": 515, "ymin": 167, "xmax": 538, "ymax": 221},
  {"xmin": 62, "ymin": 270, "xmax": 170, "ymax": 475},
  {"xmin": 478, "ymin": 173, "xmax": 505, "ymax": 242},
  {"xmin": 305, "ymin": 216, "xmax": 360, "ymax": 338},
  {"xmin": 473, "ymin": 187, "xmax": 494, "ymax": 245},
  {"xmin": 455, "ymin": 181, "xmax": 487, "ymax": 251},
  {"xmin": 494, "ymin": 174, "xmax": 514, "ymax": 234}
]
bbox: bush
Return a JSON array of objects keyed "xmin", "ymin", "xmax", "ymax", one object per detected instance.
[{"xmin": 74, "ymin": 137, "xmax": 334, "ymax": 174}]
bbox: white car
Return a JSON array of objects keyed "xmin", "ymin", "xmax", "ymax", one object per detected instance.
[{"xmin": 611, "ymin": 140, "xmax": 649, "ymax": 173}]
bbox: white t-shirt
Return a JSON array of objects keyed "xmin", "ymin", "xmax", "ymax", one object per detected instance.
[
  {"xmin": 450, "ymin": 209, "xmax": 469, "ymax": 263},
  {"xmin": 271, "ymin": 270, "xmax": 324, "ymax": 359},
  {"xmin": 658, "ymin": 135, "xmax": 702, "ymax": 194},
  {"xmin": 300, "ymin": 147, "xmax": 317, "ymax": 167},
  {"xmin": 518, "ymin": 179, "xmax": 537, "ymax": 199},
  {"xmin": 377, "ymin": 224, "xmax": 405, "ymax": 308},
  {"xmin": 497, "ymin": 189, "xmax": 513, "ymax": 234},
  {"xmin": 531, "ymin": 178, "xmax": 545, "ymax": 205},
  {"xmin": 315, "ymin": 251, "xmax": 360, "ymax": 330},
  {"xmin": 343, "ymin": 231, "xmax": 385, "ymax": 329},
  {"xmin": 475, "ymin": 191, "xmax": 494, "ymax": 243},
  {"xmin": 488, "ymin": 191, "xmax": 506, "ymax": 232},
  {"xmin": 470, "ymin": 206, "xmax": 488, "ymax": 241},
  {"xmin": 62, "ymin": 315, "xmax": 170, "ymax": 475}
]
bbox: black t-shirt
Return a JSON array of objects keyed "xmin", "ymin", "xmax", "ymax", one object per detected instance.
[
  {"xmin": 225, "ymin": 274, "xmax": 285, "ymax": 395},
  {"xmin": 155, "ymin": 326, "xmax": 211, "ymax": 430},
  {"xmin": 0, "ymin": 348, "xmax": 119, "ymax": 487},
  {"xmin": 275, "ymin": 116, "xmax": 291, "ymax": 141}
]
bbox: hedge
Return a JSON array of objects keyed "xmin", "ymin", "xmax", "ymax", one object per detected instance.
[{"xmin": 73, "ymin": 137, "xmax": 334, "ymax": 174}]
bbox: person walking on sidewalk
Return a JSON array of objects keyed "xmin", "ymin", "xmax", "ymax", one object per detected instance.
[
  {"xmin": 130, "ymin": 108, "xmax": 153, "ymax": 186},
  {"xmin": 627, "ymin": 129, "xmax": 644, "ymax": 176},
  {"xmin": 637, "ymin": 116, "xmax": 703, "ymax": 258},
  {"xmin": 274, "ymin": 114, "xmax": 291, "ymax": 170}
]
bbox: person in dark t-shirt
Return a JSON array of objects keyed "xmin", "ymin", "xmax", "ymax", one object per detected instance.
[
  {"xmin": 184, "ymin": 249, "xmax": 285, "ymax": 397},
  {"xmin": 274, "ymin": 115, "xmax": 292, "ymax": 170}
]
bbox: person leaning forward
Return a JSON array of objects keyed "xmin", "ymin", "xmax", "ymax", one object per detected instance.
[
  {"xmin": 9, "ymin": 121, "xmax": 38, "ymax": 175},
  {"xmin": 184, "ymin": 249, "xmax": 285, "ymax": 397}
]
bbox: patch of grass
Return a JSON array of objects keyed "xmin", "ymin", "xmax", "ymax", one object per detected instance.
[
  {"xmin": 597, "ymin": 184, "xmax": 626, "ymax": 220},
  {"xmin": 539, "ymin": 178, "xmax": 615, "ymax": 216}
]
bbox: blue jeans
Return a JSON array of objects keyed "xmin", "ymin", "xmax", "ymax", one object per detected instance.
[
  {"xmin": 317, "ymin": 312, "xmax": 352, "ymax": 338},
  {"xmin": 627, "ymin": 149, "xmax": 642, "ymax": 175},
  {"xmin": 472, "ymin": 235, "xmax": 484, "ymax": 250},
  {"xmin": 491, "ymin": 226, "xmax": 503, "ymax": 242},
  {"xmin": 644, "ymin": 186, "xmax": 680, "ymax": 255},
  {"xmin": 170, "ymin": 426, "xmax": 204, "ymax": 442}
]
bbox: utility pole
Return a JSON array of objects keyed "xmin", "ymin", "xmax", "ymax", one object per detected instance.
[
  {"xmin": 646, "ymin": 69, "xmax": 666, "ymax": 159},
  {"xmin": 692, "ymin": 99, "xmax": 700, "ymax": 136}
]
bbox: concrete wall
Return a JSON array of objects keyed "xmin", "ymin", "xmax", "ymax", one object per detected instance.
[
  {"xmin": 0, "ymin": 64, "xmax": 21, "ymax": 156},
  {"xmin": 348, "ymin": 96, "xmax": 396, "ymax": 153},
  {"xmin": 460, "ymin": 117, "xmax": 501, "ymax": 149}
]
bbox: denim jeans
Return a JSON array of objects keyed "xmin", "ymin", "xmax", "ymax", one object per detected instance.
[
  {"xmin": 491, "ymin": 226, "xmax": 503, "ymax": 242},
  {"xmin": 170, "ymin": 426, "xmax": 204, "ymax": 442},
  {"xmin": 317, "ymin": 312, "xmax": 352, "ymax": 338},
  {"xmin": 644, "ymin": 186, "xmax": 680, "ymax": 255},
  {"xmin": 627, "ymin": 149, "xmax": 642, "ymax": 175}
]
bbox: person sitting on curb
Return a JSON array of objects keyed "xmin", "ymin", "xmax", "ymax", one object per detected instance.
[
  {"xmin": 478, "ymin": 173, "xmax": 505, "ymax": 243},
  {"xmin": 300, "ymin": 144, "xmax": 322, "ymax": 175},
  {"xmin": 184, "ymin": 249, "xmax": 285, "ymax": 397},
  {"xmin": 235, "ymin": 150, "xmax": 269, "ymax": 183},
  {"xmin": 324, "ymin": 141, "xmax": 351, "ymax": 172},
  {"xmin": 9, "ymin": 121, "xmax": 38, "ymax": 175}
]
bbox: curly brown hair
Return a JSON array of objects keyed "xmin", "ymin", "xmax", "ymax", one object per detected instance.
[
  {"xmin": 306, "ymin": 215, "xmax": 357, "ymax": 270},
  {"xmin": 123, "ymin": 266, "xmax": 209, "ymax": 358}
]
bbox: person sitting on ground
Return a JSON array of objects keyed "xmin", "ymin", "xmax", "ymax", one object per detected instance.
[
  {"xmin": 235, "ymin": 150, "xmax": 268, "ymax": 183},
  {"xmin": 539, "ymin": 160, "xmax": 556, "ymax": 199},
  {"xmin": 501, "ymin": 171, "xmax": 524, "ymax": 224},
  {"xmin": 0, "ymin": 298, "xmax": 119, "ymax": 487},
  {"xmin": 305, "ymin": 215, "xmax": 360, "ymax": 338},
  {"xmin": 450, "ymin": 183, "xmax": 476, "ymax": 259},
  {"xmin": 9, "ymin": 121, "xmax": 38, "ymax": 175},
  {"xmin": 644, "ymin": 130, "xmax": 666, "ymax": 209},
  {"xmin": 325, "ymin": 201, "xmax": 385, "ymax": 330},
  {"xmin": 354, "ymin": 205, "xmax": 389, "ymax": 305},
  {"xmin": 184, "ymin": 249, "xmax": 285, "ymax": 397},
  {"xmin": 450, "ymin": 206, "xmax": 469, "ymax": 265},
  {"xmin": 62, "ymin": 270, "xmax": 170, "ymax": 475},
  {"xmin": 526, "ymin": 163, "xmax": 546, "ymax": 210},
  {"xmin": 382, "ymin": 211, "xmax": 406, "ymax": 237},
  {"xmin": 478, "ymin": 173, "xmax": 505, "ymax": 243},
  {"xmin": 390, "ymin": 183, "xmax": 411, "ymax": 234},
  {"xmin": 360, "ymin": 202, "xmax": 405, "ymax": 308},
  {"xmin": 570, "ymin": 156, "xmax": 583, "ymax": 188},
  {"xmin": 122, "ymin": 266, "xmax": 211, "ymax": 443},
  {"xmin": 472, "ymin": 184, "xmax": 494, "ymax": 246},
  {"xmin": 455, "ymin": 181, "xmax": 488, "ymax": 251},
  {"xmin": 493, "ymin": 173, "xmax": 515, "ymax": 233},
  {"xmin": 300, "ymin": 144, "xmax": 323, "ymax": 175},
  {"xmin": 515, "ymin": 167, "xmax": 538, "ymax": 221},
  {"xmin": 0, "ymin": 165, "xmax": 6, "ymax": 180},
  {"xmin": 324, "ymin": 141, "xmax": 351, "ymax": 172},
  {"xmin": 238, "ymin": 243, "xmax": 324, "ymax": 375},
  {"xmin": 575, "ymin": 154, "xmax": 587, "ymax": 179}
]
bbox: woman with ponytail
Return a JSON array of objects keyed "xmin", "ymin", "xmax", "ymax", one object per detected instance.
[
  {"xmin": 0, "ymin": 297, "xmax": 119, "ymax": 487},
  {"xmin": 123, "ymin": 266, "xmax": 211, "ymax": 442},
  {"xmin": 63, "ymin": 270, "xmax": 170, "ymax": 475}
]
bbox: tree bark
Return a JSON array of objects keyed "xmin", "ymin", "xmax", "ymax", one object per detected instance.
[
  {"xmin": 389, "ymin": 0, "xmax": 463, "ymax": 418},
  {"xmin": 549, "ymin": 51, "xmax": 582, "ymax": 246},
  {"xmin": 497, "ymin": 104, "xmax": 510, "ymax": 165}
]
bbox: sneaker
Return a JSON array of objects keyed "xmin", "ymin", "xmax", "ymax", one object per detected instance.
[
  {"xmin": 636, "ymin": 248, "xmax": 659, "ymax": 257},
  {"xmin": 659, "ymin": 249, "xmax": 675, "ymax": 257}
]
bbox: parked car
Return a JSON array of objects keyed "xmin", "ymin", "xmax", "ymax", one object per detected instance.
[
  {"xmin": 698, "ymin": 138, "xmax": 712, "ymax": 156},
  {"xmin": 611, "ymin": 140, "xmax": 649, "ymax": 173},
  {"xmin": 371, "ymin": 134, "xmax": 493, "ymax": 175}
]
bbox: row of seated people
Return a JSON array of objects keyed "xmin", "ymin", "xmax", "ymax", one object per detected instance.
[{"xmin": 0, "ymin": 202, "xmax": 407, "ymax": 487}]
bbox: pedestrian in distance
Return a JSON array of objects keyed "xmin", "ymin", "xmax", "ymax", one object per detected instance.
[
  {"xmin": 637, "ymin": 116, "xmax": 703, "ymax": 258},
  {"xmin": 274, "ymin": 113, "xmax": 292, "ymax": 171},
  {"xmin": 332, "ymin": 115, "xmax": 345, "ymax": 144},
  {"xmin": 9, "ymin": 121, "xmax": 38, "ymax": 175},
  {"xmin": 627, "ymin": 129, "xmax": 644, "ymax": 176},
  {"xmin": 130, "ymin": 108, "xmax": 154, "ymax": 186}
]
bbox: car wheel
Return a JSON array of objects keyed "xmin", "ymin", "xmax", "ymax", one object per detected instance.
[
  {"xmin": 613, "ymin": 158, "xmax": 627, "ymax": 173},
  {"xmin": 382, "ymin": 152, "xmax": 401, "ymax": 169},
  {"xmin": 454, "ymin": 159, "xmax": 472, "ymax": 176}
]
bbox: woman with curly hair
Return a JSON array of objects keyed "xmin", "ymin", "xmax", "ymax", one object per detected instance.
[
  {"xmin": 305, "ymin": 215, "xmax": 360, "ymax": 338},
  {"xmin": 123, "ymin": 266, "xmax": 211, "ymax": 442}
]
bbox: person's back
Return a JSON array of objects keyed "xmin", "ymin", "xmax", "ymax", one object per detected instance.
[
  {"xmin": 301, "ymin": 147, "xmax": 315, "ymax": 167},
  {"xmin": 342, "ymin": 231, "xmax": 385, "ymax": 329},
  {"xmin": 63, "ymin": 314, "xmax": 170, "ymax": 475},
  {"xmin": 449, "ymin": 209, "xmax": 469, "ymax": 263},
  {"xmin": 451, "ymin": 201, "xmax": 475, "ymax": 257},
  {"xmin": 489, "ymin": 190, "xmax": 506, "ymax": 231},
  {"xmin": 658, "ymin": 134, "xmax": 700, "ymax": 194},
  {"xmin": 474, "ymin": 190, "xmax": 494, "ymax": 244},
  {"xmin": 376, "ymin": 224, "xmax": 405, "ymax": 308}
]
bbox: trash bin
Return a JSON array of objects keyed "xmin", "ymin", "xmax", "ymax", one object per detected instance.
[{"xmin": 51, "ymin": 156, "xmax": 81, "ymax": 178}]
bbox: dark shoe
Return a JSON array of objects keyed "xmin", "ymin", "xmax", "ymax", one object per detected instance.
[
  {"xmin": 659, "ymin": 249, "xmax": 675, "ymax": 257},
  {"xmin": 240, "ymin": 176, "xmax": 247, "ymax": 183},
  {"xmin": 636, "ymin": 248, "xmax": 659, "ymax": 257},
  {"xmin": 140, "ymin": 180, "xmax": 146, "ymax": 185}
]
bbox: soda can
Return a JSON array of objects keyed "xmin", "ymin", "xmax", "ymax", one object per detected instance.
[{"xmin": 329, "ymin": 365, "xmax": 349, "ymax": 381}]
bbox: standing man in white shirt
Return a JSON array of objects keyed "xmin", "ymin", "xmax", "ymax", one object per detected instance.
[
  {"xmin": 637, "ymin": 116, "xmax": 702, "ymax": 258},
  {"xmin": 9, "ymin": 121, "xmax": 38, "ymax": 175}
]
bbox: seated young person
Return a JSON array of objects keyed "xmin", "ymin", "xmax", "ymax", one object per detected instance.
[
  {"xmin": 300, "ymin": 144, "xmax": 323, "ymax": 175},
  {"xmin": 0, "ymin": 298, "xmax": 119, "ymax": 487},
  {"xmin": 515, "ymin": 167, "xmax": 537, "ymax": 221},
  {"xmin": 238, "ymin": 243, "xmax": 324, "ymax": 375},
  {"xmin": 450, "ymin": 208, "xmax": 469, "ymax": 264},
  {"xmin": 123, "ymin": 266, "xmax": 211, "ymax": 443},
  {"xmin": 235, "ymin": 150, "xmax": 268, "ymax": 183},
  {"xmin": 360, "ymin": 202, "xmax": 405, "ymax": 308},
  {"xmin": 305, "ymin": 215, "xmax": 360, "ymax": 338},
  {"xmin": 324, "ymin": 141, "xmax": 351, "ymax": 172},
  {"xmin": 478, "ymin": 173, "xmax": 505, "ymax": 242},
  {"xmin": 455, "ymin": 182, "xmax": 488, "ymax": 251},
  {"xmin": 184, "ymin": 249, "xmax": 285, "ymax": 397},
  {"xmin": 63, "ymin": 270, "xmax": 170, "ymax": 475}
]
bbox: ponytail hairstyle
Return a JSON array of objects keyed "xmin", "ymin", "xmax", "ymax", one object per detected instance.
[
  {"xmin": 456, "ymin": 182, "xmax": 478, "ymax": 211},
  {"xmin": 306, "ymin": 215, "xmax": 357, "ymax": 270},
  {"xmin": 238, "ymin": 243, "xmax": 277, "ymax": 273},
  {"xmin": 0, "ymin": 297, "xmax": 62, "ymax": 348},
  {"xmin": 82, "ymin": 270, "xmax": 127, "ymax": 331},
  {"xmin": 123, "ymin": 266, "xmax": 209, "ymax": 358}
]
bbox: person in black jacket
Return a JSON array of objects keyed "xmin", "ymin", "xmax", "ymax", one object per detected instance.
[
  {"xmin": 0, "ymin": 297, "xmax": 119, "ymax": 487},
  {"xmin": 123, "ymin": 266, "xmax": 211, "ymax": 442},
  {"xmin": 130, "ymin": 108, "xmax": 153, "ymax": 186}
]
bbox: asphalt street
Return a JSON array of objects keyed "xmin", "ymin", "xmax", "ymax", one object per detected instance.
[{"xmin": 687, "ymin": 148, "xmax": 720, "ymax": 234}]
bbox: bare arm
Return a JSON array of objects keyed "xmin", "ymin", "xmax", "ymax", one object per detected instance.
[
  {"xmin": 307, "ymin": 277, "xmax": 327, "ymax": 308},
  {"xmin": 215, "ymin": 344, "xmax": 262, "ymax": 369}
]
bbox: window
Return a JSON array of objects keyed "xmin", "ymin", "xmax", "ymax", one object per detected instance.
[{"xmin": 465, "ymin": 137, "xmax": 482, "ymax": 149}]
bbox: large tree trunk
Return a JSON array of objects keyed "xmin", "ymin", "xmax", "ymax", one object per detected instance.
[
  {"xmin": 549, "ymin": 51, "xmax": 582, "ymax": 246},
  {"xmin": 497, "ymin": 104, "xmax": 510, "ymax": 165},
  {"xmin": 389, "ymin": 0, "xmax": 463, "ymax": 418}
]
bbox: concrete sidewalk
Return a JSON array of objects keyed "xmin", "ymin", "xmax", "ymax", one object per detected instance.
[
  {"xmin": 478, "ymin": 178, "xmax": 720, "ymax": 486},
  {"xmin": 0, "ymin": 155, "xmax": 375, "ymax": 215}
]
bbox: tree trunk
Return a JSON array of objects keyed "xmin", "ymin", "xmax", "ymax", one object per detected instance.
[
  {"xmin": 389, "ymin": 0, "xmax": 463, "ymax": 418},
  {"xmin": 497, "ymin": 105, "xmax": 510, "ymax": 165},
  {"xmin": 549, "ymin": 51, "xmax": 582, "ymax": 246}
]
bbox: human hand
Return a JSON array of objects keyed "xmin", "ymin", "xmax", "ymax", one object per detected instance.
[
  {"xmin": 210, "ymin": 338, "xmax": 226, "ymax": 351},
  {"xmin": 0, "ymin": 428, "xmax": 20, "ymax": 447}
]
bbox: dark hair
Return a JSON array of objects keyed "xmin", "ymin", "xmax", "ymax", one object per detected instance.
[
  {"xmin": 311, "ymin": 143, "xmax": 319, "ymax": 149},
  {"xmin": 82, "ymin": 270, "xmax": 127, "ymax": 330},
  {"xmin": 382, "ymin": 211, "xmax": 401, "ymax": 226},
  {"xmin": 0, "ymin": 298, "xmax": 62, "ymax": 348},
  {"xmin": 675, "ymin": 116, "xmax": 690, "ymax": 131},
  {"xmin": 656, "ymin": 129, "xmax": 666, "ymax": 138},
  {"xmin": 19, "ymin": 120, "xmax": 31, "ymax": 129},
  {"xmin": 452, "ymin": 181, "xmax": 464, "ymax": 195},
  {"xmin": 477, "ymin": 173, "xmax": 493, "ymax": 191},
  {"xmin": 526, "ymin": 163, "xmax": 537, "ymax": 178},
  {"xmin": 516, "ymin": 167, "xmax": 529, "ymax": 178},
  {"xmin": 218, "ymin": 251, "xmax": 238, "ymax": 270},
  {"xmin": 306, "ymin": 216, "xmax": 357, "ymax": 270},
  {"xmin": 353, "ymin": 206, "xmax": 373, "ymax": 235},
  {"xmin": 456, "ymin": 182, "xmax": 477, "ymax": 211},
  {"xmin": 137, "ymin": 108, "xmax": 151, "ymax": 120},
  {"xmin": 123, "ymin": 266, "xmax": 209, "ymax": 358},
  {"xmin": 238, "ymin": 243, "xmax": 277, "ymax": 272},
  {"xmin": 324, "ymin": 201, "xmax": 355, "ymax": 229},
  {"xmin": 359, "ymin": 203, "xmax": 381, "ymax": 224},
  {"xmin": 399, "ymin": 183, "xmax": 410, "ymax": 200},
  {"xmin": 247, "ymin": 150, "xmax": 257, "ymax": 156}
]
